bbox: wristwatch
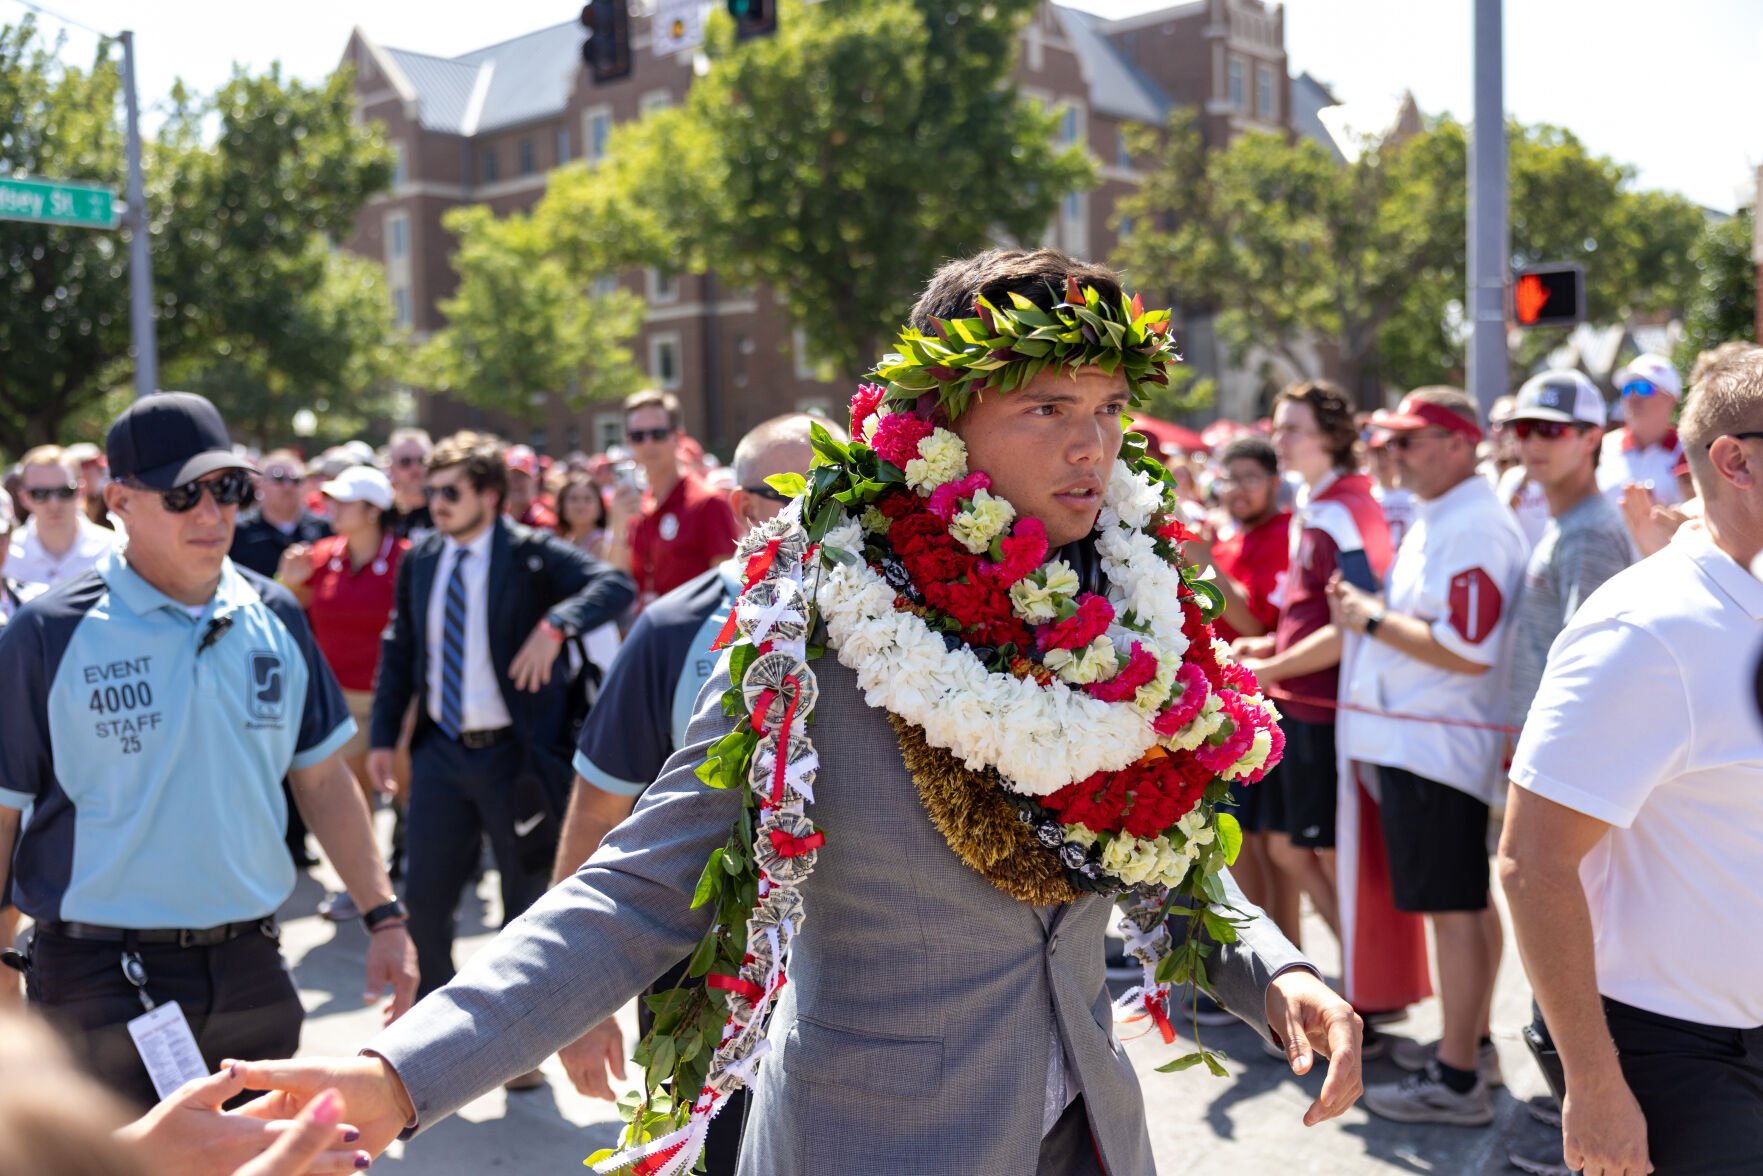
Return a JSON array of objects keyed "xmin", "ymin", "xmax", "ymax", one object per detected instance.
[
  {"xmin": 363, "ymin": 900, "xmax": 409, "ymax": 932},
  {"xmin": 539, "ymin": 611, "xmax": 571, "ymax": 641},
  {"xmin": 1364, "ymin": 608, "xmax": 1385, "ymax": 639}
]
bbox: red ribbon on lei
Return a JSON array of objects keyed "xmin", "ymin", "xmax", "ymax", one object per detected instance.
[
  {"xmin": 707, "ymin": 973, "xmax": 765, "ymax": 1002},
  {"xmin": 709, "ymin": 538, "xmax": 785, "ymax": 651},
  {"xmin": 768, "ymin": 827, "xmax": 825, "ymax": 858},
  {"xmin": 1144, "ymin": 991, "xmax": 1176, "ymax": 1045}
]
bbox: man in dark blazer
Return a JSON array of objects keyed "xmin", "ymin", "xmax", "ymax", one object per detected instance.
[{"xmin": 365, "ymin": 431, "xmax": 634, "ymax": 1018}]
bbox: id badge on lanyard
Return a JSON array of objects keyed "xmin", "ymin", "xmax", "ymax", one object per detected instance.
[{"xmin": 121, "ymin": 950, "xmax": 210, "ymax": 1098}]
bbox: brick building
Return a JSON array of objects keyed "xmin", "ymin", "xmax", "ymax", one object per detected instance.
[{"xmin": 341, "ymin": 0, "xmax": 1295, "ymax": 456}]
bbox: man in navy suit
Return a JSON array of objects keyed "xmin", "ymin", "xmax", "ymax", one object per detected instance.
[{"xmin": 366, "ymin": 432, "xmax": 633, "ymax": 1033}]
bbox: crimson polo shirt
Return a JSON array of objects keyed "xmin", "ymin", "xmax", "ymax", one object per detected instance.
[
  {"xmin": 628, "ymin": 473, "xmax": 743, "ymax": 603},
  {"xmin": 302, "ymin": 533, "xmax": 408, "ymax": 692},
  {"xmin": 1211, "ymin": 510, "xmax": 1291, "ymax": 645}
]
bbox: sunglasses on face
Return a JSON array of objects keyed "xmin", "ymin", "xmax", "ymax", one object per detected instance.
[
  {"xmin": 626, "ymin": 427, "xmax": 674, "ymax": 444},
  {"xmin": 424, "ymin": 484, "xmax": 464, "ymax": 503},
  {"xmin": 130, "ymin": 469, "xmax": 256, "ymax": 513},
  {"xmin": 1386, "ymin": 430, "xmax": 1452, "ymax": 452},
  {"xmin": 392, "ymin": 455, "xmax": 427, "ymax": 468},
  {"xmin": 741, "ymin": 483, "xmax": 792, "ymax": 504},
  {"xmin": 25, "ymin": 485, "xmax": 78, "ymax": 503},
  {"xmin": 1512, "ymin": 419, "xmax": 1587, "ymax": 441},
  {"xmin": 1621, "ymin": 380, "xmax": 1661, "ymax": 398},
  {"xmin": 261, "ymin": 470, "xmax": 302, "ymax": 484}
]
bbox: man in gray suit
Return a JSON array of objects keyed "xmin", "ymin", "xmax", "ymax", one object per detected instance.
[{"xmin": 233, "ymin": 250, "xmax": 1364, "ymax": 1174}]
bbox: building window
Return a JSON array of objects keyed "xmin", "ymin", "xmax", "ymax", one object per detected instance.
[
  {"xmin": 518, "ymin": 137, "xmax": 536, "ymax": 175},
  {"xmin": 792, "ymin": 326, "xmax": 818, "ymax": 381},
  {"xmin": 1117, "ymin": 214, "xmax": 1135, "ymax": 240},
  {"xmin": 1062, "ymin": 190, "xmax": 1088, "ymax": 258},
  {"xmin": 646, "ymin": 268, "xmax": 680, "ymax": 305},
  {"xmin": 649, "ymin": 332, "xmax": 682, "ymax": 390},
  {"xmin": 1257, "ymin": 64, "xmax": 1277, "ymax": 120},
  {"xmin": 1061, "ymin": 104, "xmax": 1082, "ymax": 146},
  {"xmin": 566, "ymin": 423, "xmax": 582, "ymax": 453},
  {"xmin": 1228, "ymin": 59, "xmax": 1245, "ymax": 110},
  {"xmin": 1116, "ymin": 127, "xmax": 1133, "ymax": 169},
  {"xmin": 556, "ymin": 126, "xmax": 570, "ymax": 165},
  {"xmin": 593, "ymin": 412, "xmax": 622, "ymax": 452},
  {"xmin": 392, "ymin": 286, "xmax": 412, "ymax": 328},
  {"xmin": 640, "ymin": 90, "xmax": 673, "ymax": 117},
  {"xmin": 584, "ymin": 106, "xmax": 612, "ymax": 165},
  {"xmin": 482, "ymin": 146, "xmax": 499, "ymax": 183},
  {"xmin": 591, "ymin": 273, "xmax": 620, "ymax": 298},
  {"xmin": 385, "ymin": 212, "xmax": 408, "ymax": 260},
  {"xmin": 390, "ymin": 141, "xmax": 408, "ymax": 187}
]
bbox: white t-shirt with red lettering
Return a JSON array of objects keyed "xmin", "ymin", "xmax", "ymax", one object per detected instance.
[{"xmin": 1338, "ymin": 474, "xmax": 1529, "ymax": 802}]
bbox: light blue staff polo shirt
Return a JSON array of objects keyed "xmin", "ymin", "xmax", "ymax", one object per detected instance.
[{"xmin": 0, "ymin": 549, "xmax": 355, "ymax": 929}]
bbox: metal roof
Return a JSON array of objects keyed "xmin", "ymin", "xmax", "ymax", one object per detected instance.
[
  {"xmin": 380, "ymin": 22, "xmax": 584, "ymax": 137},
  {"xmin": 383, "ymin": 48, "xmax": 482, "ymax": 136},
  {"xmin": 1052, "ymin": 5, "xmax": 1169, "ymax": 125}
]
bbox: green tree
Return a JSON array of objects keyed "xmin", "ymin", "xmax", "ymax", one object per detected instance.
[
  {"xmin": 1673, "ymin": 206, "xmax": 1756, "ymax": 376},
  {"xmin": 0, "ymin": 18, "xmax": 397, "ymax": 453}
]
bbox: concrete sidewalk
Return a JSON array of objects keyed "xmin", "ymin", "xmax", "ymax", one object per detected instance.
[{"xmin": 282, "ymin": 861, "xmax": 1563, "ymax": 1174}]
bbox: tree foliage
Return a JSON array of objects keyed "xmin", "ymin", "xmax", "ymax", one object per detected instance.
[
  {"xmin": 0, "ymin": 17, "xmax": 397, "ymax": 455},
  {"xmin": 1116, "ymin": 110, "xmax": 1711, "ymax": 403},
  {"xmin": 1673, "ymin": 205, "xmax": 1756, "ymax": 377}
]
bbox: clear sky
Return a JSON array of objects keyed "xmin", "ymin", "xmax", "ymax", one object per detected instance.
[{"xmin": 13, "ymin": 0, "xmax": 1761, "ymax": 212}]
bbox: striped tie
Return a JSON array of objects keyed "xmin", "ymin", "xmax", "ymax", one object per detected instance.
[{"xmin": 439, "ymin": 549, "xmax": 469, "ymax": 739}]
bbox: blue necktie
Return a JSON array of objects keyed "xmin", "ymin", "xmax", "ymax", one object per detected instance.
[{"xmin": 439, "ymin": 549, "xmax": 469, "ymax": 739}]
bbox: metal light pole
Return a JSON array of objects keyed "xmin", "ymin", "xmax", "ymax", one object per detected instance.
[
  {"xmin": 1466, "ymin": 0, "xmax": 1507, "ymax": 422},
  {"xmin": 118, "ymin": 30, "xmax": 157, "ymax": 398}
]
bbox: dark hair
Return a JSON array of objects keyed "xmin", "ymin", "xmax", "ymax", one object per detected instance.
[
  {"xmin": 909, "ymin": 248, "xmax": 1125, "ymax": 332},
  {"xmin": 1272, "ymin": 379, "xmax": 1359, "ymax": 470},
  {"xmin": 623, "ymin": 388, "xmax": 682, "ymax": 430},
  {"xmin": 427, "ymin": 431, "xmax": 507, "ymax": 504},
  {"xmin": 1218, "ymin": 435, "xmax": 1278, "ymax": 475},
  {"xmin": 555, "ymin": 474, "xmax": 608, "ymax": 540}
]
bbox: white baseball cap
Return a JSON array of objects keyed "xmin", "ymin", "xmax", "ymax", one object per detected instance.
[
  {"xmin": 318, "ymin": 464, "xmax": 394, "ymax": 510},
  {"xmin": 1510, "ymin": 370, "xmax": 1607, "ymax": 428},
  {"xmin": 1613, "ymin": 353, "xmax": 1682, "ymax": 400}
]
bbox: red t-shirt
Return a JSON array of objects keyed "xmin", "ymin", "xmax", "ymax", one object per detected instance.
[
  {"xmin": 1273, "ymin": 472, "xmax": 1392, "ymax": 724},
  {"xmin": 1211, "ymin": 510, "xmax": 1291, "ymax": 645},
  {"xmin": 517, "ymin": 497, "xmax": 559, "ymax": 530},
  {"xmin": 628, "ymin": 473, "xmax": 743, "ymax": 603},
  {"xmin": 302, "ymin": 533, "xmax": 408, "ymax": 692}
]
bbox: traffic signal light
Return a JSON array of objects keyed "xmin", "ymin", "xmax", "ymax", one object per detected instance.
[
  {"xmin": 581, "ymin": 0, "xmax": 631, "ymax": 84},
  {"xmin": 1512, "ymin": 265, "xmax": 1586, "ymax": 329},
  {"xmin": 727, "ymin": 0, "xmax": 777, "ymax": 40}
]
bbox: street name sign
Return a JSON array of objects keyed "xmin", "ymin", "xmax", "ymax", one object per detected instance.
[{"xmin": 0, "ymin": 176, "xmax": 119, "ymax": 229}]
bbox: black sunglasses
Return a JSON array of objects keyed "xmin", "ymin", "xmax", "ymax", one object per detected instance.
[
  {"xmin": 1511, "ymin": 420, "xmax": 1589, "ymax": 441},
  {"xmin": 1387, "ymin": 429, "xmax": 1453, "ymax": 452},
  {"xmin": 25, "ymin": 485, "xmax": 78, "ymax": 503},
  {"xmin": 392, "ymin": 455, "xmax": 427, "ymax": 468},
  {"xmin": 740, "ymin": 483, "xmax": 792, "ymax": 504},
  {"xmin": 260, "ymin": 470, "xmax": 302, "ymax": 484},
  {"xmin": 627, "ymin": 427, "xmax": 675, "ymax": 444},
  {"xmin": 129, "ymin": 469, "xmax": 256, "ymax": 513},
  {"xmin": 424, "ymin": 484, "xmax": 464, "ymax": 503}
]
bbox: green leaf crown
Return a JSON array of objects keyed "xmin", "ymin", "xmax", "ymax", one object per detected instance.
[{"xmin": 871, "ymin": 275, "xmax": 1180, "ymax": 422}]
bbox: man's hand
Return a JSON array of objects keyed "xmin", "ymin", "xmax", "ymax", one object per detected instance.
[
  {"xmin": 363, "ymin": 925, "xmax": 419, "ymax": 1023},
  {"xmin": 231, "ymin": 1056, "xmax": 416, "ymax": 1162},
  {"xmin": 510, "ymin": 624, "xmax": 564, "ymax": 692},
  {"xmin": 1562, "ymin": 1069, "xmax": 1653, "ymax": 1176},
  {"xmin": 365, "ymin": 748, "xmax": 397, "ymax": 796},
  {"xmin": 233, "ymin": 1089, "xmax": 354, "ymax": 1176},
  {"xmin": 1263, "ymin": 969, "xmax": 1364, "ymax": 1127},
  {"xmin": 558, "ymin": 1016, "xmax": 627, "ymax": 1100},
  {"xmin": 1325, "ymin": 571, "xmax": 1377, "ymax": 634},
  {"xmin": 116, "ymin": 1066, "xmax": 369, "ymax": 1176},
  {"xmin": 276, "ymin": 544, "xmax": 312, "ymax": 588}
]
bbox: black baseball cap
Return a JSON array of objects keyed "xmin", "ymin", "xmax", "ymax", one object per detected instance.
[{"xmin": 106, "ymin": 392, "xmax": 256, "ymax": 490}]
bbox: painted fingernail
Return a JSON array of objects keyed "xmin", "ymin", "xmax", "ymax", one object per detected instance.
[
  {"xmin": 355, "ymin": 1154, "xmax": 373, "ymax": 1170},
  {"xmin": 343, "ymin": 1128, "xmax": 361, "ymax": 1143},
  {"xmin": 228, "ymin": 1063, "xmax": 240, "ymax": 1079}
]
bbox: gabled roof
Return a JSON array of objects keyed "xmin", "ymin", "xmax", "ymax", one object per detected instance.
[
  {"xmin": 1052, "ymin": 5, "xmax": 1169, "ymax": 125},
  {"xmin": 1291, "ymin": 71, "xmax": 1346, "ymax": 162},
  {"xmin": 372, "ymin": 22, "xmax": 585, "ymax": 138}
]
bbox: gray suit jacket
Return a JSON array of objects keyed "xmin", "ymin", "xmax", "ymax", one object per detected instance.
[{"xmin": 369, "ymin": 657, "xmax": 1312, "ymax": 1175}]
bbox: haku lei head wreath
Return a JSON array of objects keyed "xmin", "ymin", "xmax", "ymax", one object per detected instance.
[{"xmin": 591, "ymin": 264, "xmax": 1282, "ymax": 1176}]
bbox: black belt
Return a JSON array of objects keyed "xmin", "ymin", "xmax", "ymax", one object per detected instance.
[
  {"xmin": 41, "ymin": 918, "xmax": 278, "ymax": 948},
  {"xmin": 456, "ymin": 726, "xmax": 514, "ymax": 750}
]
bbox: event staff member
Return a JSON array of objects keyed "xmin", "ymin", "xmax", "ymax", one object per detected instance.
[
  {"xmin": 1188, "ymin": 435, "xmax": 1297, "ymax": 942},
  {"xmin": 624, "ymin": 389, "xmax": 743, "ymax": 607},
  {"xmin": 1234, "ymin": 380, "xmax": 1392, "ymax": 949},
  {"xmin": 1500, "ymin": 349, "xmax": 1763, "ymax": 1175},
  {"xmin": 277, "ymin": 465, "xmax": 410, "ymax": 923},
  {"xmin": 384, "ymin": 428, "xmax": 435, "ymax": 543},
  {"xmin": 364, "ymin": 432, "xmax": 633, "ymax": 1033},
  {"xmin": 1330, "ymin": 388, "xmax": 1528, "ymax": 1126},
  {"xmin": 8, "ymin": 445, "xmax": 120, "ymax": 592},
  {"xmin": 0, "ymin": 392, "xmax": 416, "ymax": 1110},
  {"xmin": 1598, "ymin": 353, "xmax": 1686, "ymax": 507},
  {"xmin": 544, "ymin": 413, "xmax": 832, "ymax": 1175}
]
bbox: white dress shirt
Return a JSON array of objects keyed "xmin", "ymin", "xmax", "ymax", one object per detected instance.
[
  {"xmin": 7, "ymin": 515, "xmax": 119, "ymax": 592},
  {"xmin": 425, "ymin": 525, "xmax": 512, "ymax": 733}
]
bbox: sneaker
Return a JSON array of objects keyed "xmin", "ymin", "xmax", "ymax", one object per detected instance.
[
  {"xmin": 1361, "ymin": 1007, "xmax": 1409, "ymax": 1027},
  {"xmin": 504, "ymin": 1069, "xmax": 546, "ymax": 1092},
  {"xmin": 1525, "ymin": 1095, "xmax": 1561, "ymax": 1128},
  {"xmin": 1359, "ymin": 1021, "xmax": 1388, "ymax": 1061},
  {"xmin": 1507, "ymin": 1148, "xmax": 1571, "ymax": 1175},
  {"xmin": 1389, "ymin": 1037, "xmax": 1504, "ymax": 1088},
  {"xmin": 317, "ymin": 892, "xmax": 360, "ymax": 922},
  {"xmin": 1362, "ymin": 1061, "xmax": 1494, "ymax": 1126}
]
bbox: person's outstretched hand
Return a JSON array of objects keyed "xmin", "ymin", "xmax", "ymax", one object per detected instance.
[
  {"xmin": 1264, "ymin": 968, "xmax": 1364, "ymax": 1126},
  {"xmin": 233, "ymin": 1088, "xmax": 354, "ymax": 1176},
  {"xmin": 230, "ymin": 1056, "xmax": 416, "ymax": 1162},
  {"xmin": 116, "ymin": 1066, "xmax": 369, "ymax": 1176}
]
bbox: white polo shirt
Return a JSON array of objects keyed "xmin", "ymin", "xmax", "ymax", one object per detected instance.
[
  {"xmin": 1510, "ymin": 528, "xmax": 1763, "ymax": 1028},
  {"xmin": 1597, "ymin": 426, "xmax": 1685, "ymax": 507},
  {"xmin": 1338, "ymin": 474, "xmax": 1528, "ymax": 802},
  {"xmin": 6, "ymin": 515, "xmax": 119, "ymax": 592}
]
